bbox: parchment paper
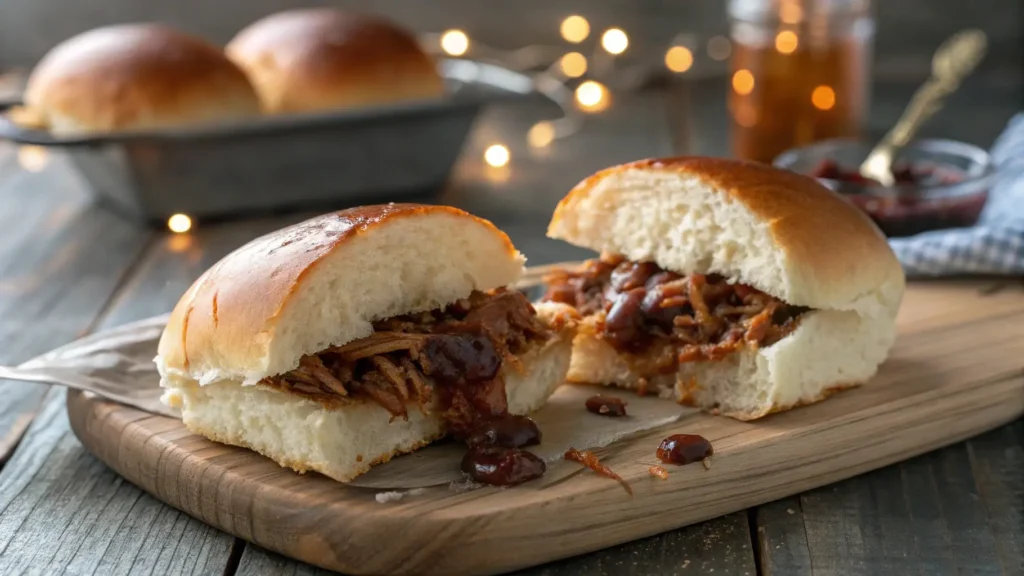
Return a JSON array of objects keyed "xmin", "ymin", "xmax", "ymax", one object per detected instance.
[{"xmin": 0, "ymin": 314, "xmax": 695, "ymax": 489}]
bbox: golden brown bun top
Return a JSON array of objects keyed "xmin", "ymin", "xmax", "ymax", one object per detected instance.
[
  {"xmin": 548, "ymin": 157, "xmax": 905, "ymax": 316},
  {"xmin": 157, "ymin": 204, "xmax": 525, "ymax": 385},
  {"xmin": 226, "ymin": 9, "xmax": 445, "ymax": 114},
  {"xmin": 23, "ymin": 24, "xmax": 262, "ymax": 134}
]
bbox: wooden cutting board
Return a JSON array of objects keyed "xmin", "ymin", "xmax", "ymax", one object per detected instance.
[{"xmin": 66, "ymin": 280, "xmax": 1024, "ymax": 576}]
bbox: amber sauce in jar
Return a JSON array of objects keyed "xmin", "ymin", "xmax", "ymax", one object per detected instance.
[{"xmin": 728, "ymin": 0, "xmax": 874, "ymax": 163}]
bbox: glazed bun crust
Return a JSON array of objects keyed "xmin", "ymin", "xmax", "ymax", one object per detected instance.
[
  {"xmin": 24, "ymin": 24, "xmax": 261, "ymax": 135},
  {"xmin": 156, "ymin": 204, "xmax": 525, "ymax": 387},
  {"xmin": 226, "ymin": 9, "xmax": 445, "ymax": 113},
  {"xmin": 548, "ymin": 157, "xmax": 905, "ymax": 318}
]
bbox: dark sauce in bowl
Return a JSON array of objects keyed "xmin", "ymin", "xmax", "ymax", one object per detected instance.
[{"xmin": 809, "ymin": 159, "xmax": 988, "ymax": 237}]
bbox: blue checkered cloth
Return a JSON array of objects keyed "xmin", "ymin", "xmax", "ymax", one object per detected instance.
[{"xmin": 890, "ymin": 113, "xmax": 1024, "ymax": 277}]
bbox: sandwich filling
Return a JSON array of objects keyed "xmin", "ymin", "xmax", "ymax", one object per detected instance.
[
  {"xmin": 540, "ymin": 254, "xmax": 809, "ymax": 370},
  {"xmin": 260, "ymin": 288, "xmax": 552, "ymax": 437}
]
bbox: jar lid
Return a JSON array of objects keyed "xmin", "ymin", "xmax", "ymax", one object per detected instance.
[{"xmin": 728, "ymin": 0, "xmax": 870, "ymax": 23}]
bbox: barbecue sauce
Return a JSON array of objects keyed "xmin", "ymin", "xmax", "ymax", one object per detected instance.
[
  {"xmin": 461, "ymin": 445, "xmax": 546, "ymax": 486},
  {"xmin": 656, "ymin": 434, "xmax": 714, "ymax": 465},
  {"xmin": 418, "ymin": 325, "xmax": 548, "ymax": 487},
  {"xmin": 585, "ymin": 395, "xmax": 628, "ymax": 417}
]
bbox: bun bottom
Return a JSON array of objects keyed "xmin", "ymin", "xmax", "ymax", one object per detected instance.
[
  {"xmin": 164, "ymin": 335, "xmax": 573, "ymax": 482},
  {"xmin": 565, "ymin": 309, "xmax": 896, "ymax": 420}
]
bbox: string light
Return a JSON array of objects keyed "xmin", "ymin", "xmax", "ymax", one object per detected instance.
[
  {"xmin": 664, "ymin": 46, "xmax": 694, "ymax": 73},
  {"xmin": 707, "ymin": 36, "xmax": 732, "ymax": 60},
  {"xmin": 812, "ymin": 85, "xmax": 836, "ymax": 110},
  {"xmin": 559, "ymin": 52, "xmax": 588, "ymax": 78},
  {"xmin": 484, "ymin": 144, "xmax": 510, "ymax": 168},
  {"xmin": 775, "ymin": 30, "xmax": 799, "ymax": 54},
  {"xmin": 167, "ymin": 214, "xmax": 192, "ymax": 234},
  {"xmin": 440, "ymin": 29, "xmax": 469, "ymax": 56},
  {"xmin": 560, "ymin": 15, "xmax": 590, "ymax": 43},
  {"xmin": 528, "ymin": 122, "xmax": 556, "ymax": 148},
  {"xmin": 17, "ymin": 146, "xmax": 48, "ymax": 172},
  {"xmin": 732, "ymin": 69, "xmax": 755, "ymax": 95},
  {"xmin": 601, "ymin": 28, "xmax": 629, "ymax": 55},
  {"xmin": 575, "ymin": 80, "xmax": 610, "ymax": 112}
]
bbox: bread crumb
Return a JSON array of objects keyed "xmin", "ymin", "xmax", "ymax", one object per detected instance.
[
  {"xmin": 449, "ymin": 478, "xmax": 483, "ymax": 493},
  {"xmin": 374, "ymin": 488, "xmax": 425, "ymax": 503},
  {"xmin": 787, "ymin": 508, "xmax": 795, "ymax": 514},
  {"xmin": 356, "ymin": 454, "xmax": 363, "ymax": 462},
  {"xmin": 648, "ymin": 465, "xmax": 669, "ymax": 480},
  {"xmin": 702, "ymin": 457, "xmax": 712, "ymax": 470}
]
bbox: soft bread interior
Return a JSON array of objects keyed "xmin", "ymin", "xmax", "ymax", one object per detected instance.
[
  {"xmin": 266, "ymin": 215, "xmax": 523, "ymax": 379},
  {"xmin": 163, "ymin": 335, "xmax": 573, "ymax": 482},
  {"xmin": 566, "ymin": 308, "xmax": 896, "ymax": 420},
  {"xmin": 548, "ymin": 169, "xmax": 904, "ymax": 319}
]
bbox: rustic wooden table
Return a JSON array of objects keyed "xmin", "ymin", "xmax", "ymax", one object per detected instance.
[{"xmin": 0, "ymin": 72, "xmax": 1021, "ymax": 575}]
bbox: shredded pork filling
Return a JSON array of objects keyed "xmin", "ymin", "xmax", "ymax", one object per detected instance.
[
  {"xmin": 540, "ymin": 255, "xmax": 810, "ymax": 367},
  {"xmin": 261, "ymin": 289, "xmax": 552, "ymax": 434}
]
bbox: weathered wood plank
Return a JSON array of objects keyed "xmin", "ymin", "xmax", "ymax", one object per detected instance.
[
  {"xmin": 756, "ymin": 422, "xmax": 1023, "ymax": 576},
  {"xmin": 233, "ymin": 512, "xmax": 758, "ymax": 576},
  {"xmin": 967, "ymin": 420, "xmax": 1024, "ymax": 575},
  {"xmin": 0, "ymin": 215, "xmax": 303, "ymax": 574},
  {"xmin": 0, "ymin": 162, "xmax": 151, "ymax": 467},
  {"xmin": 236, "ymin": 545, "xmax": 334, "ymax": 576}
]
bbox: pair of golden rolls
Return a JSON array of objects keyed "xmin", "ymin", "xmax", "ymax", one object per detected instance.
[{"xmin": 19, "ymin": 9, "xmax": 445, "ymax": 136}]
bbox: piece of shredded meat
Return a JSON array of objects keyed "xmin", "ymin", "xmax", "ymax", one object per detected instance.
[
  {"xmin": 564, "ymin": 447, "xmax": 633, "ymax": 495},
  {"xmin": 261, "ymin": 288, "xmax": 551, "ymax": 435},
  {"xmin": 540, "ymin": 254, "xmax": 809, "ymax": 366}
]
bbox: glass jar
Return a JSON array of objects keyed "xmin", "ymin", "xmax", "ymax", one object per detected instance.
[{"xmin": 728, "ymin": 0, "xmax": 874, "ymax": 163}]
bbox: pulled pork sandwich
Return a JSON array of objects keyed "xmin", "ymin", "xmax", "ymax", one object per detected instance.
[
  {"xmin": 157, "ymin": 204, "xmax": 576, "ymax": 482},
  {"xmin": 541, "ymin": 157, "xmax": 905, "ymax": 420}
]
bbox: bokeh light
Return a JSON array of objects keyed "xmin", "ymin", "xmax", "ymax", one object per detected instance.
[
  {"xmin": 484, "ymin": 144, "xmax": 510, "ymax": 168},
  {"xmin": 560, "ymin": 52, "xmax": 588, "ymax": 78},
  {"xmin": 575, "ymin": 80, "xmax": 610, "ymax": 112},
  {"xmin": 812, "ymin": 85, "xmax": 837, "ymax": 110},
  {"xmin": 440, "ymin": 29, "xmax": 469, "ymax": 56},
  {"xmin": 167, "ymin": 214, "xmax": 193, "ymax": 234},
  {"xmin": 665, "ymin": 46, "xmax": 694, "ymax": 73},
  {"xmin": 528, "ymin": 122, "xmax": 556, "ymax": 148},
  {"xmin": 732, "ymin": 69, "xmax": 755, "ymax": 95},
  {"xmin": 601, "ymin": 28, "xmax": 629, "ymax": 55},
  {"xmin": 560, "ymin": 15, "xmax": 591, "ymax": 43},
  {"xmin": 775, "ymin": 30, "xmax": 799, "ymax": 54}
]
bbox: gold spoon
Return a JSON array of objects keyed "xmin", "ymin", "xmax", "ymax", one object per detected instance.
[{"xmin": 859, "ymin": 29, "xmax": 988, "ymax": 186}]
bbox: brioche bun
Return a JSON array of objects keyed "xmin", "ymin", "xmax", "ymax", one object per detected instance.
[
  {"xmin": 547, "ymin": 157, "xmax": 905, "ymax": 419},
  {"xmin": 226, "ymin": 9, "xmax": 445, "ymax": 114},
  {"xmin": 157, "ymin": 204, "xmax": 526, "ymax": 386},
  {"xmin": 156, "ymin": 205, "xmax": 576, "ymax": 481},
  {"xmin": 23, "ymin": 24, "xmax": 261, "ymax": 135}
]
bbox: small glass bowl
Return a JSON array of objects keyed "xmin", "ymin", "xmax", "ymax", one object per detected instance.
[{"xmin": 773, "ymin": 138, "xmax": 995, "ymax": 237}]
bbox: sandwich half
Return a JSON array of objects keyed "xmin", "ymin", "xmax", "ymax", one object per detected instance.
[
  {"xmin": 542, "ymin": 157, "xmax": 905, "ymax": 420},
  {"xmin": 157, "ymin": 204, "xmax": 576, "ymax": 482}
]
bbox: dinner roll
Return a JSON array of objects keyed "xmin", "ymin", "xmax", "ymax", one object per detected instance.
[
  {"xmin": 546, "ymin": 157, "xmax": 906, "ymax": 419},
  {"xmin": 226, "ymin": 9, "xmax": 445, "ymax": 114},
  {"xmin": 23, "ymin": 24, "xmax": 262, "ymax": 135}
]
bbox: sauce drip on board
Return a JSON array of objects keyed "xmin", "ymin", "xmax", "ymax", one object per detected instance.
[{"xmin": 656, "ymin": 434, "xmax": 714, "ymax": 466}]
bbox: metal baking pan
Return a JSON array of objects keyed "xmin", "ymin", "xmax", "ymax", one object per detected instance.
[{"xmin": 0, "ymin": 60, "xmax": 536, "ymax": 223}]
